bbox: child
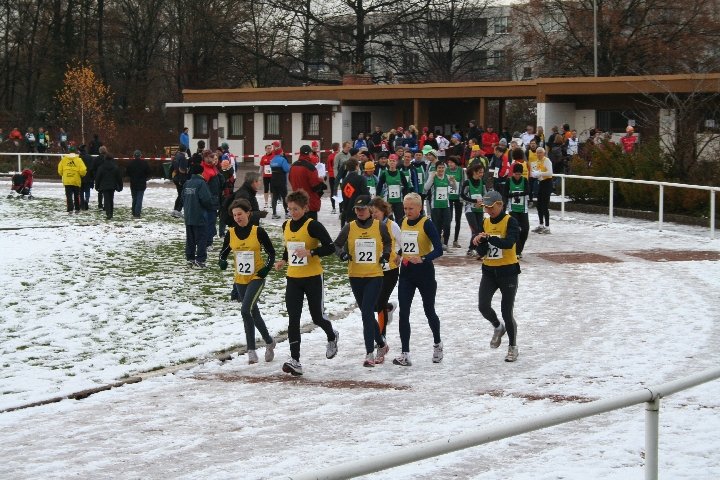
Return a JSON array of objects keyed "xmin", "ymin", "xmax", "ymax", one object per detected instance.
[
  {"xmin": 394, "ymin": 193, "xmax": 444, "ymax": 367},
  {"xmin": 219, "ymin": 198, "xmax": 277, "ymax": 364},
  {"xmin": 274, "ymin": 190, "xmax": 339, "ymax": 376},
  {"xmin": 333, "ymin": 195, "xmax": 391, "ymax": 367}
]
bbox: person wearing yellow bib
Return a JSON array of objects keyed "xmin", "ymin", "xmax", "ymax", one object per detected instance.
[
  {"xmin": 393, "ymin": 193, "xmax": 444, "ymax": 367},
  {"xmin": 334, "ymin": 195, "xmax": 391, "ymax": 367},
  {"xmin": 369, "ymin": 197, "xmax": 401, "ymax": 340},
  {"xmin": 273, "ymin": 190, "xmax": 339, "ymax": 376},
  {"xmin": 471, "ymin": 190, "xmax": 521, "ymax": 362},
  {"xmin": 218, "ymin": 198, "xmax": 277, "ymax": 364}
]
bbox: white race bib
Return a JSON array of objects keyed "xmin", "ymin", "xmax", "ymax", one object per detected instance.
[
  {"xmin": 368, "ymin": 185, "xmax": 376, "ymax": 196},
  {"xmin": 435, "ymin": 186, "xmax": 448, "ymax": 201},
  {"xmin": 235, "ymin": 251, "xmax": 255, "ymax": 275},
  {"xmin": 354, "ymin": 239, "xmax": 376, "ymax": 264},
  {"xmin": 401, "ymin": 230, "xmax": 419, "ymax": 256},
  {"xmin": 287, "ymin": 241, "xmax": 308, "ymax": 266},
  {"xmin": 449, "ymin": 182, "xmax": 458, "ymax": 195},
  {"xmin": 485, "ymin": 237, "xmax": 504, "ymax": 260},
  {"xmin": 388, "ymin": 184, "xmax": 401, "ymax": 199},
  {"xmin": 263, "ymin": 165, "xmax": 272, "ymax": 175}
]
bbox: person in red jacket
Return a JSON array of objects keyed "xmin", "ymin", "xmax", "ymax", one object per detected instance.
[
  {"xmin": 289, "ymin": 144, "xmax": 327, "ymax": 220},
  {"xmin": 327, "ymin": 142, "xmax": 339, "ymax": 214},
  {"xmin": 258, "ymin": 144, "xmax": 274, "ymax": 207},
  {"xmin": 482, "ymin": 126, "xmax": 499, "ymax": 157},
  {"xmin": 310, "ymin": 140, "xmax": 321, "ymax": 165},
  {"xmin": 621, "ymin": 126, "xmax": 638, "ymax": 153}
]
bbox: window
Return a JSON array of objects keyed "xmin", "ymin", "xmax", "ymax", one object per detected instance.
[
  {"xmin": 193, "ymin": 114, "xmax": 209, "ymax": 137},
  {"xmin": 303, "ymin": 113, "xmax": 320, "ymax": 138},
  {"xmin": 265, "ymin": 113, "xmax": 280, "ymax": 138},
  {"xmin": 229, "ymin": 114, "xmax": 244, "ymax": 137},
  {"xmin": 467, "ymin": 50, "xmax": 488, "ymax": 67},
  {"xmin": 470, "ymin": 18, "xmax": 488, "ymax": 37},
  {"xmin": 489, "ymin": 49, "xmax": 505, "ymax": 66},
  {"xmin": 522, "ymin": 67, "xmax": 533, "ymax": 79},
  {"xmin": 494, "ymin": 16, "xmax": 509, "ymax": 34},
  {"xmin": 351, "ymin": 112, "xmax": 371, "ymax": 139}
]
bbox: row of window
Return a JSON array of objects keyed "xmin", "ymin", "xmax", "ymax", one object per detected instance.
[{"xmin": 192, "ymin": 113, "xmax": 322, "ymax": 139}]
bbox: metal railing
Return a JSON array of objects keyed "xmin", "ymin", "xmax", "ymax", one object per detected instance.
[
  {"xmin": 0, "ymin": 152, "xmax": 66, "ymax": 172},
  {"xmin": 285, "ymin": 366, "xmax": 720, "ymax": 480},
  {"xmin": 557, "ymin": 174, "xmax": 719, "ymax": 239}
]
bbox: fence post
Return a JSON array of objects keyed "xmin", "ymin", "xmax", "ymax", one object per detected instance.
[
  {"xmin": 658, "ymin": 184, "xmax": 664, "ymax": 232},
  {"xmin": 17, "ymin": 153, "xmax": 21, "ymax": 172},
  {"xmin": 609, "ymin": 180, "xmax": 614, "ymax": 223},
  {"xmin": 561, "ymin": 175, "xmax": 566, "ymax": 219},
  {"xmin": 645, "ymin": 397, "xmax": 660, "ymax": 480},
  {"xmin": 711, "ymin": 189, "xmax": 716, "ymax": 239}
]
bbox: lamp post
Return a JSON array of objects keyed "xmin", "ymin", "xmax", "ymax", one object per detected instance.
[{"xmin": 593, "ymin": 0, "xmax": 598, "ymax": 76}]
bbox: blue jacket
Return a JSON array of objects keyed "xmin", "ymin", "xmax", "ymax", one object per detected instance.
[{"xmin": 182, "ymin": 174, "xmax": 212, "ymax": 225}]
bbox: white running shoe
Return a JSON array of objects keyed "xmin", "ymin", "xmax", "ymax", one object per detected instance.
[
  {"xmin": 432, "ymin": 342, "xmax": 443, "ymax": 363},
  {"xmin": 393, "ymin": 352, "xmax": 412, "ymax": 367},
  {"xmin": 363, "ymin": 353, "xmax": 376, "ymax": 367},
  {"xmin": 326, "ymin": 329, "xmax": 339, "ymax": 359},
  {"xmin": 376, "ymin": 343, "xmax": 389, "ymax": 364},
  {"xmin": 282, "ymin": 358, "xmax": 303, "ymax": 375},
  {"xmin": 265, "ymin": 339, "xmax": 277, "ymax": 362},
  {"xmin": 505, "ymin": 345, "xmax": 519, "ymax": 362},
  {"xmin": 490, "ymin": 324, "xmax": 506, "ymax": 349},
  {"xmin": 532, "ymin": 225, "xmax": 544, "ymax": 233},
  {"xmin": 247, "ymin": 350, "xmax": 259, "ymax": 364}
]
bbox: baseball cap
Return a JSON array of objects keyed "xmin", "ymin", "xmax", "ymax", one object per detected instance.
[
  {"xmin": 364, "ymin": 161, "xmax": 375, "ymax": 172},
  {"xmin": 299, "ymin": 145, "xmax": 312, "ymax": 155},
  {"xmin": 482, "ymin": 190, "xmax": 503, "ymax": 207},
  {"xmin": 354, "ymin": 195, "xmax": 372, "ymax": 208},
  {"xmin": 422, "ymin": 145, "xmax": 433, "ymax": 154}
]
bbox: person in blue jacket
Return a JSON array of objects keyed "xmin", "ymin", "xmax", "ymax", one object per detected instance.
[
  {"xmin": 269, "ymin": 145, "xmax": 291, "ymax": 219},
  {"xmin": 183, "ymin": 164, "xmax": 213, "ymax": 267}
]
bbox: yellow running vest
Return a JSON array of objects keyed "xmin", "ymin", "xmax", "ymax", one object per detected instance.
[
  {"xmin": 482, "ymin": 215, "xmax": 518, "ymax": 266},
  {"xmin": 229, "ymin": 225, "xmax": 264, "ymax": 284},
  {"xmin": 284, "ymin": 218, "xmax": 322, "ymax": 278},
  {"xmin": 347, "ymin": 219, "xmax": 383, "ymax": 278},
  {"xmin": 401, "ymin": 216, "xmax": 432, "ymax": 259}
]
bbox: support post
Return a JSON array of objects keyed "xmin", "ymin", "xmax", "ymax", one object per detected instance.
[
  {"xmin": 645, "ymin": 397, "xmax": 660, "ymax": 480},
  {"xmin": 609, "ymin": 180, "xmax": 614, "ymax": 223},
  {"xmin": 561, "ymin": 176, "xmax": 566, "ymax": 219},
  {"xmin": 711, "ymin": 189, "xmax": 716, "ymax": 239},
  {"xmin": 17, "ymin": 153, "xmax": 22, "ymax": 172},
  {"xmin": 658, "ymin": 184, "xmax": 664, "ymax": 232}
]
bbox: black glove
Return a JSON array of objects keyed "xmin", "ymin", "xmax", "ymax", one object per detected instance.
[
  {"xmin": 218, "ymin": 259, "xmax": 228, "ymax": 270},
  {"xmin": 257, "ymin": 265, "xmax": 271, "ymax": 278},
  {"xmin": 230, "ymin": 286, "xmax": 238, "ymax": 301},
  {"xmin": 379, "ymin": 252, "xmax": 389, "ymax": 264},
  {"xmin": 339, "ymin": 252, "xmax": 351, "ymax": 262}
]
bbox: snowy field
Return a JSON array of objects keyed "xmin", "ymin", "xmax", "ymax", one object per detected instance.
[{"xmin": 1, "ymin": 178, "xmax": 719, "ymax": 479}]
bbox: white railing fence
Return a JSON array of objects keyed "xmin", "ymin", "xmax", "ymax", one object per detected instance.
[
  {"xmin": 557, "ymin": 174, "xmax": 719, "ymax": 239},
  {"xmin": 0, "ymin": 152, "xmax": 67, "ymax": 172},
  {"xmin": 284, "ymin": 367, "xmax": 720, "ymax": 480}
]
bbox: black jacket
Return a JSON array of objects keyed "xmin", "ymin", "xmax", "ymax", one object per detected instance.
[
  {"xmin": 340, "ymin": 171, "xmax": 369, "ymax": 223},
  {"xmin": 224, "ymin": 181, "xmax": 263, "ymax": 227},
  {"xmin": 94, "ymin": 156, "xmax": 123, "ymax": 191},
  {"xmin": 126, "ymin": 158, "xmax": 149, "ymax": 191}
]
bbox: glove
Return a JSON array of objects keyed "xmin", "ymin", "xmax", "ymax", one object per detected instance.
[
  {"xmin": 339, "ymin": 252, "xmax": 351, "ymax": 262},
  {"xmin": 218, "ymin": 259, "xmax": 228, "ymax": 270},
  {"xmin": 379, "ymin": 252, "xmax": 389, "ymax": 264},
  {"xmin": 257, "ymin": 265, "xmax": 271, "ymax": 278}
]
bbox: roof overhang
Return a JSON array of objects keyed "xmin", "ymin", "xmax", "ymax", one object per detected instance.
[{"xmin": 166, "ymin": 100, "xmax": 341, "ymax": 108}]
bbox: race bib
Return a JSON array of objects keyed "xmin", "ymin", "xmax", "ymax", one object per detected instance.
[
  {"xmin": 471, "ymin": 194, "xmax": 483, "ymax": 202},
  {"xmin": 287, "ymin": 241, "xmax": 308, "ymax": 266},
  {"xmin": 388, "ymin": 184, "xmax": 401, "ymax": 199},
  {"xmin": 235, "ymin": 251, "xmax": 255, "ymax": 275},
  {"xmin": 435, "ymin": 186, "xmax": 448, "ymax": 201},
  {"xmin": 263, "ymin": 165, "xmax": 271, "ymax": 175},
  {"xmin": 512, "ymin": 195, "xmax": 522, "ymax": 205},
  {"xmin": 485, "ymin": 238, "xmax": 504, "ymax": 260},
  {"xmin": 354, "ymin": 239, "xmax": 376, "ymax": 264},
  {"xmin": 368, "ymin": 185, "xmax": 376, "ymax": 196},
  {"xmin": 401, "ymin": 230, "xmax": 419, "ymax": 256},
  {"xmin": 449, "ymin": 182, "xmax": 458, "ymax": 195}
]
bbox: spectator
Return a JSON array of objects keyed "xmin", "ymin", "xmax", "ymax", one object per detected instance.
[
  {"xmin": 226, "ymin": 171, "xmax": 268, "ymax": 228},
  {"xmin": 481, "ymin": 126, "xmax": 499, "ymax": 157},
  {"xmin": 37, "ymin": 127, "xmax": 50, "ymax": 155},
  {"xmin": 327, "ymin": 142, "xmax": 339, "ymax": 214},
  {"xmin": 58, "ymin": 145, "xmax": 87, "ymax": 214},
  {"xmin": 179, "ymin": 127, "xmax": 190, "ymax": 153},
  {"xmin": 340, "ymin": 157, "xmax": 369, "ymax": 225},
  {"xmin": 58, "ymin": 128, "xmax": 69, "ymax": 153},
  {"xmin": 126, "ymin": 150, "xmax": 149, "ymax": 218},
  {"xmin": 259, "ymin": 144, "xmax": 274, "ymax": 207},
  {"xmin": 171, "ymin": 147, "xmax": 188, "ymax": 217},
  {"xmin": 201, "ymin": 150, "xmax": 224, "ymax": 248},
  {"xmin": 467, "ymin": 120, "xmax": 481, "ymax": 143},
  {"xmin": 25, "ymin": 127, "xmax": 36, "ymax": 153},
  {"xmin": 78, "ymin": 144, "xmax": 94, "ymax": 210},
  {"xmin": 92, "ymin": 146, "xmax": 108, "ymax": 210},
  {"xmin": 289, "ymin": 145, "xmax": 326, "ymax": 220},
  {"xmin": 94, "ymin": 149, "xmax": 123, "ymax": 220},
  {"xmin": 182, "ymin": 163, "xmax": 213, "ymax": 268},
  {"xmin": 269, "ymin": 143, "xmax": 291, "ymax": 219},
  {"xmin": 88, "ymin": 134, "xmax": 102, "ymax": 155},
  {"xmin": 353, "ymin": 132, "xmax": 367, "ymax": 150},
  {"xmin": 621, "ymin": 125, "xmax": 638, "ymax": 153}
]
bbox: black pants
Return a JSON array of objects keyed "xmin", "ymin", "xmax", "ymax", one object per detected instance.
[
  {"xmin": 465, "ymin": 211, "xmax": 484, "ymax": 250},
  {"xmin": 510, "ymin": 211, "xmax": 529, "ymax": 254},
  {"xmin": 478, "ymin": 270, "xmax": 518, "ymax": 346},
  {"xmin": 391, "ymin": 201, "xmax": 404, "ymax": 224},
  {"xmin": 349, "ymin": 277, "xmax": 385, "ymax": 354},
  {"xmin": 328, "ymin": 177, "xmax": 337, "ymax": 209},
  {"xmin": 102, "ymin": 190, "xmax": 115, "ymax": 219},
  {"xmin": 398, "ymin": 263, "xmax": 441, "ymax": 353},
  {"xmin": 375, "ymin": 267, "xmax": 399, "ymax": 337},
  {"xmin": 449, "ymin": 199, "xmax": 463, "ymax": 242},
  {"xmin": 64, "ymin": 186, "xmax": 80, "ymax": 212},
  {"xmin": 431, "ymin": 207, "xmax": 452, "ymax": 246},
  {"xmin": 286, "ymin": 275, "xmax": 336, "ymax": 361},
  {"xmin": 537, "ymin": 179, "xmax": 552, "ymax": 227},
  {"xmin": 271, "ymin": 184, "xmax": 288, "ymax": 216},
  {"xmin": 173, "ymin": 181, "xmax": 183, "ymax": 212}
]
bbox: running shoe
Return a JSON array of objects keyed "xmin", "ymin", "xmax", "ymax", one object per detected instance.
[
  {"xmin": 282, "ymin": 358, "xmax": 303, "ymax": 376},
  {"xmin": 505, "ymin": 345, "xmax": 519, "ymax": 362},
  {"xmin": 363, "ymin": 353, "xmax": 376, "ymax": 367},
  {"xmin": 247, "ymin": 350, "xmax": 258, "ymax": 364},
  {"xmin": 326, "ymin": 329, "xmax": 339, "ymax": 359},
  {"xmin": 376, "ymin": 343, "xmax": 389, "ymax": 364},
  {"xmin": 392, "ymin": 352, "xmax": 412, "ymax": 366},
  {"xmin": 490, "ymin": 324, "xmax": 506, "ymax": 349},
  {"xmin": 265, "ymin": 339, "xmax": 277, "ymax": 362},
  {"xmin": 432, "ymin": 342, "xmax": 443, "ymax": 363}
]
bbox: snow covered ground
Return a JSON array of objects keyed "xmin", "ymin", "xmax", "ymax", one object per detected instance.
[{"xmin": 1, "ymin": 179, "xmax": 719, "ymax": 479}]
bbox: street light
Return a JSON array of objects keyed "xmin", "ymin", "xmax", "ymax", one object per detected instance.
[{"xmin": 593, "ymin": 0, "xmax": 598, "ymax": 77}]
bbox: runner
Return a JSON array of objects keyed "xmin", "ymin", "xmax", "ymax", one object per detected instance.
[
  {"xmin": 393, "ymin": 193, "xmax": 444, "ymax": 367},
  {"xmin": 460, "ymin": 163, "xmax": 487, "ymax": 256},
  {"xmin": 218, "ymin": 198, "xmax": 277, "ymax": 364},
  {"xmin": 471, "ymin": 190, "xmax": 521, "ymax": 362},
  {"xmin": 274, "ymin": 190, "xmax": 339, "ymax": 376},
  {"xmin": 506, "ymin": 163, "xmax": 530, "ymax": 258},
  {"xmin": 369, "ymin": 197, "xmax": 401, "ymax": 339},
  {"xmin": 334, "ymin": 195, "xmax": 391, "ymax": 367}
]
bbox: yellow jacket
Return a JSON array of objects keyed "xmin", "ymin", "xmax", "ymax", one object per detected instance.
[{"xmin": 58, "ymin": 154, "xmax": 87, "ymax": 187}]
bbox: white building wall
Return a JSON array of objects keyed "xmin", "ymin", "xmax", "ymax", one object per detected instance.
[
  {"xmin": 332, "ymin": 109, "xmax": 344, "ymax": 145},
  {"xmin": 339, "ymin": 105, "xmax": 396, "ymax": 143},
  {"xmin": 291, "ymin": 113, "xmax": 303, "ymax": 158},
  {"xmin": 659, "ymin": 108, "xmax": 677, "ymax": 156},
  {"xmin": 537, "ymin": 102, "xmax": 576, "ymax": 133},
  {"xmin": 574, "ymin": 109, "xmax": 596, "ymax": 141}
]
